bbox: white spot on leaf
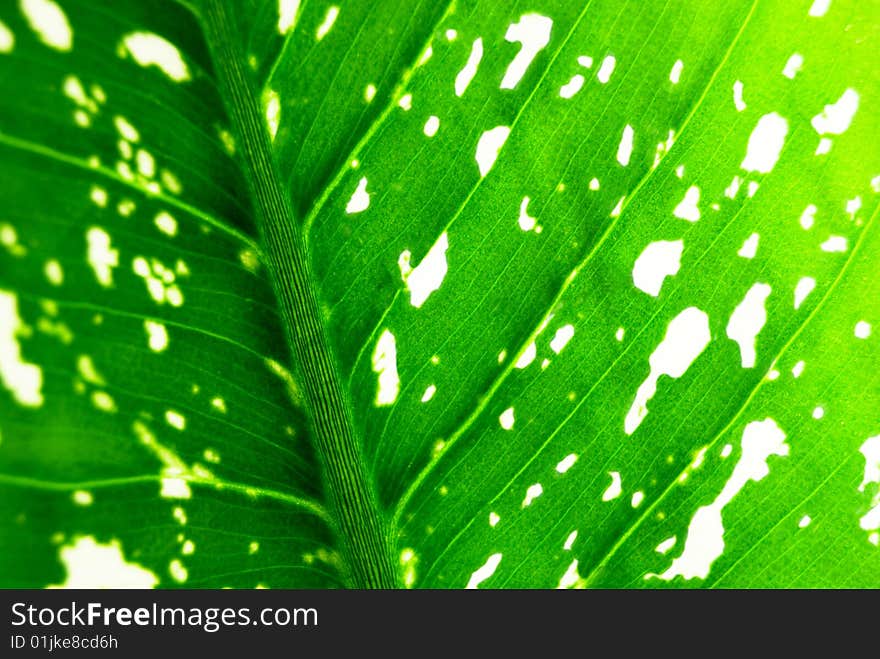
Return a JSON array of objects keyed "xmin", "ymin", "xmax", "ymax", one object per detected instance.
[
  {"xmin": 559, "ymin": 74, "xmax": 584, "ymax": 99},
  {"xmin": 316, "ymin": 6, "xmax": 339, "ymax": 40},
  {"xmin": 673, "ymin": 186, "xmax": 701, "ymax": 222},
  {"xmin": 499, "ymin": 406, "xmax": 515, "ymax": 430},
  {"xmin": 733, "ymin": 80, "xmax": 746, "ymax": 112},
  {"xmin": 475, "ymin": 126, "xmax": 510, "ymax": 177},
  {"xmin": 121, "ymin": 32, "xmax": 190, "ymax": 82},
  {"xmin": 49, "ymin": 536, "xmax": 158, "ymax": 588},
  {"xmin": 372, "ymin": 329, "xmax": 399, "ymax": 406},
  {"xmin": 737, "ymin": 233, "xmax": 759, "ymax": 259},
  {"xmin": 278, "ymin": 0, "xmax": 301, "ymax": 34},
  {"xmin": 794, "ymin": 277, "xmax": 815, "ymax": 309},
  {"xmin": 86, "ymin": 228, "xmax": 118, "ymax": 287},
  {"xmin": 632, "ymin": 239, "xmax": 683, "ymax": 297},
  {"xmin": 602, "ymin": 471, "xmax": 622, "ymax": 501},
  {"xmin": 556, "ymin": 453, "xmax": 577, "ymax": 474},
  {"xmin": 669, "ymin": 59, "xmax": 683, "ymax": 84},
  {"xmin": 466, "ymin": 553, "xmax": 502, "ymax": 589},
  {"xmin": 596, "ymin": 55, "xmax": 616, "ymax": 83},
  {"xmin": 20, "ymin": 0, "xmax": 71, "ymax": 51},
  {"xmin": 522, "ymin": 483, "xmax": 543, "ymax": 507},
  {"xmin": 0, "ymin": 292, "xmax": 43, "ymax": 407},
  {"xmin": 345, "ymin": 177, "xmax": 370, "ymax": 214},
  {"xmin": 398, "ymin": 232, "xmax": 449, "ymax": 308},
  {"xmin": 617, "ymin": 124, "xmax": 634, "ymax": 166},
  {"xmin": 741, "ymin": 112, "xmax": 788, "ymax": 174},
  {"xmin": 455, "ymin": 38, "xmax": 483, "ymax": 97},
  {"xmin": 500, "ymin": 14, "xmax": 552, "ymax": 90},
  {"xmin": 811, "ymin": 88, "xmax": 859, "ymax": 136},
  {"xmin": 726, "ymin": 283, "xmax": 771, "ymax": 368}
]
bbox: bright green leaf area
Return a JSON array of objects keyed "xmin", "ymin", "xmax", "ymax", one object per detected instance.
[{"xmin": 1, "ymin": 0, "xmax": 878, "ymax": 588}]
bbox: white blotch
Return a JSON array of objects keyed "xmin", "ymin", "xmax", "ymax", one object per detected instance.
[
  {"xmin": 673, "ymin": 186, "xmax": 701, "ymax": 222},
  {"xmin": 136, "ymin": 149, "xmax": 155, "ymax": 178},
  {"xmin": 632, "ymin": 239, "xmax": 683, "ymax": 297},
  {"xmin": 563, "ymin": 530, "xmax": 577, "ymax": 550},
  {"xmin": 278, "ymin": 0, "xmax": 301, "ymax": 34},
  {"xmin": 49, "ymin": 536, "xmax": 158, "ymax": 588},
  {"xmin": 77, "ymin": 354, "xmax": 104, "ymax": 385},
  {"xmin": 0, "ymin": 20, "xmax": 13, "ymax": 53},
  {"xmin": 475, "ymin": 126, "xmax": 510, "ymax": 177},
  {"xmin": 113, "ymin": 116, "xmax": 139, "ymax": 144},
  {"xmin": 550, "ymin": 325, "xmax": 574, "ymax": 354},
  {"xmin": 372, "ymin": 329, "xmax": 399, "ymax": 406},
  {"xmin": 782, "ymin": 53, "xmax": 803, "ymax": 79},
  {"xmin": 465, "ymin": 553, "xmax": 502, "ymax": 589},
  {"xmin": 345, "ymin": 177, "xmax": 370, "ymax": 214},
  {"xmin": 316, "ymin": 6, "xmax": 339, "ymax": 40},
  {"xmin": 169, "ymin": 559, "xmax": 187, "ymax": 583},
  {"xmin": 515, "ymin": 342, "xmax": 537, "ymax": 369},
  {"xmin": 398, "ymin": 93, "xmax": 412, "ymax": 111},
  {"xmin": 86, "ymin": 228, "xmax": 119, "ymax": 288},
  {"xmin": 616, "ymin": 124, "xmax": 634, "ymax": 166},
  {"xmin": 625, "ymin": 307, "xmax": 711, "ymax": 435},
  {"xmin": 418, "ymin": 45, "xmax": 432, "ymax": 67},
  {"xmin": 423, "ymin": 115, "xmax": 440, "ymax": 137},
  {"xmin": 733, "ymin": 80, "xmax": 746, "ymax": 112},
  {"xmin": 20, "ymin": 0, "xmax": 72, "ymax": 51},
  {"xmin": 721, "ymin": 444, "xmax": 733, "ymax": 458},
  {"xmin": 610, "ymin": 197, "xmax": 624, "ymax": 217},
  {"xmin": 820, "ymin": 235, "xmax": 847, "ymax": 252},
  {"xmin": 615, "ymin": 327, "xmax": 625, "ymax": 342},
  {"xmin": 500, "ymin": 14, "xmax": 553, "ymax": 90},
  {"xmin": 811, "ymin": 88, "xmax": 859, "ymax": 136},
  {"xmin": 669, "ymin": 59, "xmax": 683, "ymax": 84},
  {"xmin": 809, "ymin": 0, "xmax": 831, "ymax": 16},
  {"xmin": 455, "ymin": 38, "xmax": 483, "ymax": 97},
  {"xmin": 182, "ymin": 540, "xmax": 195, "ymax": 555},
  {"xmin": 652, "ymin": 418, "xmax": 788, "ymax": 581},
  {"xmin": 489, "ymin": 512, "xmax": 500, "ymax": 527},
  {"xmin": 44, "ymin": 259, "xmax": 63, "ymax": 286},
  {"xmin": 854, "ymin": 321, "xmax": 871, "ymax": 339},
  {"xmin": 737, "ymin": 233, "xmax": 759, "ymax": 259},
  {"xmin": 596, "ymin": 55, "xmax": 616, "ymax": 84},
  {"xmin": 264, "ymin": 89, "xmax": 280, "ymax": 141},
  {"xmin": 144, "ymin": 320, "xmax": 168, "ymax": 352},
  {"xmin": 364, "ymin": 83, "xmax": 376, "ymax": 103},
  {"xmin": 675, "ymin": 164, "xmax": 685, "ymax": 178},
  {"xmin": 559, "ymin": 74, "xmax": 584, "ymax": 99},
  {"xmin": 398, "ymin": 232, "xmax": 449, "ymax": 308},
  {"xmin": 589, "ymin": 178, "xmax": 600, "ymax": 191},
  {"xmin": 747, "ymin": 181, "xmax": 759, "ymax": 198},
  {"xmin": 846, "ymin": 196, "xmax": 862, "ymax": 220},
  {"xmin": 740, "ymin": 112, "xmax": 789, "ymax": 174},
  {"xmin": 499, "ymin": 407, "xmax": 515, "ymax": 430},
  {"xmin": 767, "ymin": 369, "xmax": 780, "ymax": 381},
  {"xmin": 815, "ymin": 138, "xmax": 832, "ymax": 155},
  {"xmin": 602, "ymin": 471, "xmax": 622, "ymax": 501},
  {"xmin": 655, "ymin": 536, "xmax": 677, "ymax": 554},
  {"xmin": 631, "ymin": 491, "xmax": 644, "ymax": 507},
  {"xmin": 557, "ymin": 560, "xmax": 583, "ymax": 589},
  {"xmin": 800, "ymin": 204, "xmax": 817, "ymax": 230},
  {"xmin": 165, "ymin": 409, "xmax": 186, "ymax": 431},
  {"xmin": 794, "ymin": 277, "xmax": 815, "ymax": 309},
  {"xmin": 72, "ymin": 490, "xmax": 93, "ymax": 506},
  {"xmin": 0, "ymin": 296, "xmax": 43, "ymax": 408},
  {"xmin": 421, "ymin": 385, "xmax": 436, "ymax": 402},
  {"xmin": 792, "ymin": 360, "xmax": 805, "ymax": 378},
  {"xmin": 445, "ymin": 29, "xmax": 457, "ymax": 41},
  {"xmin": 121, "ymin": 32, "xmax": 190, "ymax": 82},
  {"xmin": 518, "ymin": 196, "xmax": 538, "ymax": 232},
  {"xmin": 798, "ymin": 515, "xmax": 812, "ymax": 528},
  {"xmin": 556, "ymin": 453, "xmax": 577, "ymax": 474},
  {"xmin": 726, "ymin": 283, "xmax": 771, "ymax": 368},
  {"xmin": 812, "ymin": 406, "xmax": 824, "ymax": 420},
  {"xmin": 92, "ymin": 391, "xmax": 116, "ymax": 413},
  {"xmin": 522, "ymin": 483, "xmax": 543, "ymax": 507},
  {"xmin": 498, "ymin": 349, "xmax": 507, "ymax": 363},
  {"xmin": 859, "ymin": 435, "xmax": 880, "ymax": 494},
  {"xmin": 724, "ymin": 175, "xmax": 742, "ymax": 199},
  {"xmin": 154, "ymin": 211, "xmax": 178, "ymax": 237},
  {"xmin": 577, "ymin": 55, "xmax": 593, "ymax": 68}
]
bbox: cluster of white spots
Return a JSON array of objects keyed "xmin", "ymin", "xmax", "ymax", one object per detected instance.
[
  {"xmin": 500, "ymin": 14, "xmax": 553, "ymax": 90},
  {"xmin": 669, "ymin": 59, "xmax": 683, "ymax": 84},
  {"xmin": 0, "ymin": 19, "xmax": 13, "ymax": 53},
  {"xmin": 173, "ymin": 507, "xmax": 187, "ymax": 524},
  {"xmin": 557, "ymin": 560, "xmax": 585, "ymax": 589},
  {"xmin": 154, "ymin": 211, "xmax": 178, "ymax": 237},
  {"xmin": 651, "ymin": 418, "xmax": 788, "ymax": 581},
  {"xmin": 673, "ymin": 186, "xmax": 701, "ymax": 222},
  {"xmin": 652, "ymin": 130, "xmax": 676, "ymax": 169},
  {"xmin": 0, "ymin": 290, "xmax": 43, "ymax": 407},
  {"xmin": 1, "ymin": 224, "xmax": 25, "ymax": 257},
  {"xmin": 632, "ymin": 239, "xmax": 683, "ymax": 297},
  {"xmin": 169, "ymin": 559, "xmax": 188, "ymax": 583},
  {"xmin": 810, "ymin": 88, "xmax": 858, "ymax": 155},
  {"xmin": 398, "ymin": 232, "xmax": 449, "ymax": 308},
  {"xmin": 133, "ymin": 256, "xmax": 184, "ymax": 306},
  {"xmin": 556, "ymin": 453, "xmax": 578, "ymax": 474},
  {"xmin": 655, "ymin": 536, "xmax": 677, "ymax": 554},
  {"xmin": 782, "ymin": 53, "xmax": 803, "ymax": 79},
  {"xmin": 72, "ymin": 490, "xmax": 93, "ymax": 506},
  {"xmin": 119, "ymin": 32, "xmax": 190, "ymax": 82},
  {"xmin": 793, "ymin": 276, "xmax": 815, "ymax": 309},
  {"xmin": 559, "ymin": 74, "xmax": 584, "ymax": 99},
  {"xmin": 522, "ymin": 483, "xmax": 543, "ymax": 507},
  {"xmin": 420, "ymin": 384, "xmax": 436, "ymax": 403},
  {"xmin": 727, "ymin": 283, "xmax": 771, "ymax": 368},
  {"xmin": 20, "ymin": 0, "xmax": 72, "ymax": 51},
  {"xmin": 489, "ymin": 512, "xmax": 500, "ymax": 527},
  {"xmin": 465, "ymin": 553, "xmax": 502, "ymax": 588},
  {"xmin": 277, "ymin": 0, "xmax": 301, "ymax": 34},
  {"xmin": 316, "ymin": 6, "xmax": 339, "ymax": 40},
  {"xmin": 741, "ymin": 112, "xmax": 788, "ymax": 174},
  {"xmin": 800, "ymin": 204, "xmax": 817, "ymax": 230},
  {"xmin": 631, "ymin": 491, "xmax": 644, "ymax": 507},
  {"xmin": 364, "ymin": 83, "xmax": 377, "ymax": 103},
  {"xmin": 44, "ymin": 259, "xmax": 63, "ymax": 285},
  {"xmin": 737, "ymin": 233, "xmax": 759, "ymax": 259},
  {"xmin": 371, "ymin": 329, "xmax": 399, "ymax": 406},
  {"xmin": 263, "ymin": 89, "xmax": 280, "ymax": 141},
  {"xmin": 792, "ymin": 360, "xmax": 805, "ymax": 378},
  {"xmin": 596, "ymin": 55, "xmax": 616, "ymax": 84},
  {"xmin": 86, "ymin": 227, "xmax": 119, "ymax": 288},
  {"xmin": 854, "ymin": 321, "xmax": 872, "ymax": 339},
  {"xmin": 423, "ymin": 115, "xmax": 440, "ymax": 137},
  {"xmin": 455, "ymin": 38, "xmax": 483, "ymax": 97},
  {"xmin": 144, "ymin": 319, "xmax": 169, "ymax": 352},
  {"xmin": 49, "ymin": 536, "xmax": 158, "ymax": 588},
  {"xmin": 63, "ymin": 75, "xmax": 103, "ymax": 127},
  {"xmin": 133, "ymin": 420, "xmax": 196, "ymax": 499},
  {"xmin": 345, "ymin": 177, "xmax": 370, "ymax": 214},
  {"xmin": 809, "ymin": 0, "xmax": 831, "ymax": 17},
  {"xmin": 820, "ymin": 235, "xmax": 847, "ymax": 253},
  {"xmin": 475, "ymin": 126, "xmax": 511, "ymax": 177},
  {"xmin": 616, "ymin": 124, "xmax": 634, "ymax": 167},
  {"xmin": 218, "ymin": 128, "xmax": 236, "ymax": 155},
  {"xmin": 601, "ymin": 471, "xmax": 622, "ymax": 502},
  {"xmin": 549, "ymin": 324, "xmax": 574, "ymax": 354},
  {"xmin": 499, "ymin": 406, "xmax": 515, "ymax": 430},
  {"xmin": 517, "ymin": 196, "xmax": 540, "ymax": 232},
  {"xmin": 399, "ymin": 548, "xmax": 418, "ymax": 588},
  {"xmin": 203, "ymin": 448, "xmax": 221, "ymax": 464},
  {"xmin": 625, "ymin": 307, "xmax": 711, "ymax": 435},
  {"xmin": 732, "ymin": 80, "xmax": 746, "ymax": 112}
]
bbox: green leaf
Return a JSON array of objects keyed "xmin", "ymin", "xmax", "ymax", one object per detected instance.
[{"xmin": 1, "ymin": 0, "xmax": 878, "ymax": 589}]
